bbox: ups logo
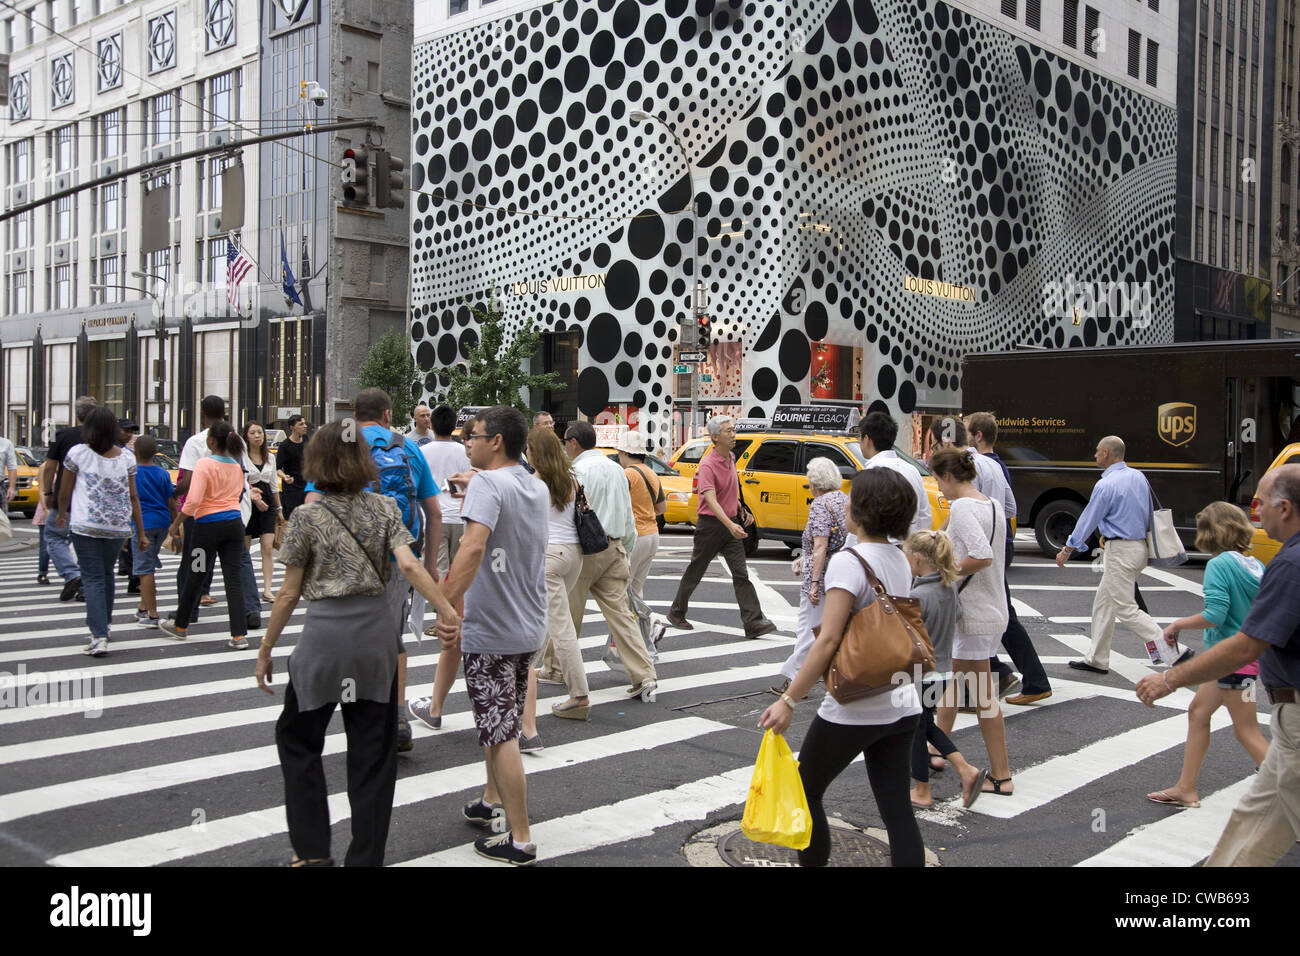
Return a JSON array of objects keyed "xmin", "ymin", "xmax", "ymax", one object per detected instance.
[{"xmin": 1158, "ymin": 402, "xmax": 1197, "ymax": 447}]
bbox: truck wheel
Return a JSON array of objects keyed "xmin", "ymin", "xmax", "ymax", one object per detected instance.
[{"xmin": 1034, "ymin": 499, "xmax": 1087, "ymax": 558}]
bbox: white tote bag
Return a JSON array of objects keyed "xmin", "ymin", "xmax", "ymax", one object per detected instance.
[{"xmin": 1145, "ymin": 485, "xmax": 1187, "ymax": 567}]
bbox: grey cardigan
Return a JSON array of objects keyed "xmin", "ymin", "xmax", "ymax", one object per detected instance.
[{"xmin": 910, "ymin": 571, "xmax": 957, "ymax": 678}]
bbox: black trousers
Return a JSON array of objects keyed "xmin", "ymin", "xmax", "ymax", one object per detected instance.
[
  {"xmin": 174, "ymin": 518, "xmax": 247, "ymax": 635},
  {"xmin": 989, "ymin": 532, "xmax": 1051, "ymax": 695},
  {"xmin": 796, "ymin": 713, "xmax": 924, "ymax": 867},
  {"xmin": 669, "ymin": 514, "xmax": 766, "ymax": 634},
  {"xmin": 911, "ymin": 680, "xmax": 959, "ymax": 783},
  {"xmin": 275, "ymin": 676, "xmax": 398, "ymax": 867}
]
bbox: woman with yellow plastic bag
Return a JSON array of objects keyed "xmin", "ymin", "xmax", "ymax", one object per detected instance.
[
  {"xmin": 758, "ymin": 470, "xmax": 926, "ymax": 867},
  {"xmin": 742, "ymin": 730, "xmax": 812, "ymax": 849}
]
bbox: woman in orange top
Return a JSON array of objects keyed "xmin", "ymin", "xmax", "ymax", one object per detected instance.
[{"xmin": 161, "ymin": 421, "xmax": 250, "ymax": 648}]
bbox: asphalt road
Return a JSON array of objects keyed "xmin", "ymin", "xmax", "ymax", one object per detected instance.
[{"xmin": 0, "ymin": 515, "xmax": 1292, "ymax": 867}]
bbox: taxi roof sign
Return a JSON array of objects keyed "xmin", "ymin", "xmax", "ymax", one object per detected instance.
[
  {"xmin": 770, "ymin": 404, "xmax": 862, "ymax": 433},
  {"xmin": 454, "ymin": 406, "xmax": 488, "ymax": 428},
  {"xmin": 733, "ymin": 417, "xmax": 771, "ymax": 433}
]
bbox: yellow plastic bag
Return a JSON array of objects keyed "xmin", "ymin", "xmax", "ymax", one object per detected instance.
[{"xmin": 741, "ymin": 729, "xmax": 812, "ymax": 850}]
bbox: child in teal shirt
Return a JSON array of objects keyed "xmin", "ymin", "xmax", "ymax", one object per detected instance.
[{"xmin": 1147, "ymin": 502, "xmax": 1268, "ymax": 810}]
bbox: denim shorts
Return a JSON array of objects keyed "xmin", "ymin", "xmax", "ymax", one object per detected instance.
[
  {"xmin": 131, "ymin": 527, "xmax": 170, "ymax": 577},
  {"xmin": 1217, "ymin": 672, "xmax": 1257, "ymax": 692}
]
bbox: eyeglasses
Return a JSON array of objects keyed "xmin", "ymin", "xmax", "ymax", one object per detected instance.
[{"xmin": 465, "ymin": 431, "xmax": 489, "ymax": 443}]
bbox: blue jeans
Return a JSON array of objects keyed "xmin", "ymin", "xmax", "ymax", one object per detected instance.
[
  {"xmin": 38, "ymin": 524, "xmax": 49, "ymax": 577},
  {"xmin": 73, "ymin": 534, "xmax": 129, "ymax": 640},
  {"xmin": 46, "ymin": 518, "xmax": 80, "ymax": 582},
  {"xmin": 132, "ymin": 527, "xmax": 169, "ymax": 577}
]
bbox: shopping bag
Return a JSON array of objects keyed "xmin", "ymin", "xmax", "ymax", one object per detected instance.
[
  {"xmin": 1145, "ymin": 486, "xmax": 1187, "ymax": 567},
  {"xmin": 741, "ymin": 729, "xmax": 812, "ymax": 850}
]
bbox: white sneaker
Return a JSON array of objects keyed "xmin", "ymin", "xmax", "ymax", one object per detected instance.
[
  {"xmin": 84, "ymin": 637, "xmax": 108, "ymax": 657},
  {"xmin": 627, "ymin": 679, "xmax": 658, "ymax": 703}
]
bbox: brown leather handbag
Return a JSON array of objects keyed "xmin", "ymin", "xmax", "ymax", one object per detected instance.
[{"xmin": 822, "ymin": 550, "xmax": 936, "ymax": 703}]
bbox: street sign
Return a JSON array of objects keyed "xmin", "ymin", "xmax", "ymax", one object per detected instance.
[
  {"xmin": 678, "ymin": 350, "xmax": 706, "ymax": 363},
  {"xmin": 673, "ymin": 364, "xmax": 688, "ymax": 374},
  {"xmin": 700, "ymin": 374, "xmax": 712, "ymax": 383}
]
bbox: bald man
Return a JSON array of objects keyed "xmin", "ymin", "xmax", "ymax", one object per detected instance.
[
  {"xmin": 1137, "ymin": 465, "xmax": 1300, "ymax": 865},
  {"xmin": 1058, "ymin": 435, "xmax": 1165, "ymax": 674}
]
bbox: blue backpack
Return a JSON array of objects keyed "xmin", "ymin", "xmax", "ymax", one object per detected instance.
[{"xmin": 369, "ymin": 430, "xmax": 422, "ymax": 555}]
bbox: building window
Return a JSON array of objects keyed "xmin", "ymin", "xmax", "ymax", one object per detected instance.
[
  {"xmin": 1146, "ymin": 40, "xmax": 1158, "ymax": 87},
  {"xmin": 1237, "ymin": 137, "xmax": 1245, "ymax": 189},
  {"xmin": 52, "ymin": 264, "xmax": 71, "ymax": 310},
  {"xmin": 1225, "ymin": 49, "xmax": 1233, "ymax": 104},
  {"xmin": 96, "ymin": 255, "xmax": 120, "ymax": 303},
  {"xmin": 1196, "ymin": 208, "xmax": 1203, "ymax": 252},
  {"xmin": 97, "ymin": 34, "xmax": 122, "ymax": 92},
  {"xmin": 202, "ymin": 70, "xmax": 236, "ymax": 129},
  {"xmin": 1197, "ymin": 122, "xmax": 1205, "ymax": 177},
  {"xmin": 449, "ymin": 0, "xmax": 469, "ymax": 14},
  {"xmin": 53, "ymin": 124, "xmax": 74, "ymax": 171},
  {"xmin": 205, "ymin": 0, "xmax": 235, "ymax": 51},
  {"xmin": 1208, "ymin": 218, "xmax": 1217, "ymax": 266},
  {"xmin": 13, "ymin": 210, "xmax": 30, "ymax": 248},
  {"xmin": 87, "ymin": 339, "xmax": 125, "ymax": 417},
  {"xmin": 207, "ymin": 237, "xmax": 226, "ymax": 284},
  {"xmin": 1127, "ymin": 30, "xmax": 1141, "ymax": 79},
  {"xmin": 148, "ymin": 11, "xmax": 177, "ymax": 73},
  {"xmin": 1025, "ymin": 0, "xmax": 1040, "ymax": 28},
  {"xmin": 1148, "ymin": 0, "xmax": 1158, "ymax": 9},
  {"xmin": 1063, "ymin": 0, "xmax": 1078, "ymax": 47},
  {"xmin": 8, "ymin": 138, "xmax": 31, "ymax": 182},
  {"xmin": 50, "ymin": 53, "xmax": 73, "ymax": 108},
  {"xmin": 206, "ymin": 155, "xmax": 233, "ymax": 210},
  {"xmin": 11, "ymin": 271, "xmax": 28, "ymax": 315},
  {"xmin": 150, "ymin": 91, "xmax": 179, "ymax": 145},
  {"xmin": 1246, "ymin": 222, "xmax": 1253, "ymax": 272},
  {"xmin": 1001, "ymin": 0, "xmax": 1017, "ymax": 15},
  {"xmin": 1235, "ymin": 219, "xmax": 1242, "ymax": 266},
  {"xmin": 98, "ymin": 108, "xmax": 124, "ymax": 160},
  {"xmin": 1083, "ymin": 6, "xmax": 1100, "ymax": 58},
  {"xmin": 100, "ymin": 181, "xmax": 119, "ymax": 232},
  {"xmin": 54, "ymin": 194, "xmax": 72, "ymax": 241},
  {"xmin": 4, "ymin": 17, "xmax": 13, "ymax": 54},
  {"xmin": 46, "ymin": 0, "xmax": 57, "ymax": 34},
  {"xmin": 1198, "ymin": 35, "xmax": 1207, "ymax": 93},
  {"xmin": 9, "ymin": 70, "xmax": 28, "ymax": 122}
]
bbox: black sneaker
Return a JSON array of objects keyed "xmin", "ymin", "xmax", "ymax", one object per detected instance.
[
  {"xmin": 36, "ymin": 575, "xmax": 49, "ymax": 585},
  {"xmin": 396, "ymin": 713, "xmax": 413, "ymax": 753},
  {"xmin": 60, "ymin": 577, "xmax": 82, "ymax": 602},
  {"xmin": 462, "ymin": 799, "xmax": 505, "ymax": 829},
  {"xmin": 474, "ymin": 832, "xmax": 536, "ymax": 866}
]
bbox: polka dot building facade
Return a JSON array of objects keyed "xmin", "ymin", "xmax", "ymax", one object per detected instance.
[{"xmin": 410, "ymin": 0, "xmax": 1176, "ymax": 453}]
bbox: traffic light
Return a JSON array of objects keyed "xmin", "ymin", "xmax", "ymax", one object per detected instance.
[
  {"xmin": 698, "ymin": 314, "xmax": 711, "ymax": 347},
  {"xmin": 341, "ymin": 146, "xmax": 369, "ymax": 204},
  {"xmin": 375, "ymin": 149, "xmax": 406, "ymax": 209}
]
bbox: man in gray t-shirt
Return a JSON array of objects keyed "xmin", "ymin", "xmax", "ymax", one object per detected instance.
[{"xmin": 434, "ymin": 405, "xmax": 548, "ymax": 866}]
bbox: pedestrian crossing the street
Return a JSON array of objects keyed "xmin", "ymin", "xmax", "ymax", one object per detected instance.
[{"xmin": 0, "ymin": 536, "xmax": 1272, "ymax": 867}]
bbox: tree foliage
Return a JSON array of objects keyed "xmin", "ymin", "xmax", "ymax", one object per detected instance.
[
  {"xmin": 355, "ymin": 329, "xmax": 420, "ymax": 425},
  {"xmin": 436, "ymin": 291, "xmax": 562, "ymax": 414}
]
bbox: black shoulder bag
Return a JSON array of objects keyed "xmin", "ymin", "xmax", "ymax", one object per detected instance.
[{"xmin": 573, "ymin": 481, "xmax": 610, "ymax": 554}]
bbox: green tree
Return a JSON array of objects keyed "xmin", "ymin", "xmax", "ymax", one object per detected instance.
[
  {"xmin": 436, "ymin": 291, "xmax": 562, "ymax": 414},
  {"xmin": 355, "ymin": 329, "xmax": 420, "ymax": 425}
]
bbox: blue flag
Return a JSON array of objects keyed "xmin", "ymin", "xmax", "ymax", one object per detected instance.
[{"xmin": 281, "ymin": 231, "xmax": 303, "ymax": 308}]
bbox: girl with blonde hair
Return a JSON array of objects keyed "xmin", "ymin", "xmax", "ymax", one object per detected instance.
[
  {"xmin": 1146, "ymin": 501, "xmax": 1268, "ymax": 809},
  {"xmin": 904, "ymin": 530, "xmax": 986, "ymax": 809}
]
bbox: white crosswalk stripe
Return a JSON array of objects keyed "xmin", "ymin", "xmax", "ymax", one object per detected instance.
[{"xmin": 0, "ymin": 538, "xmax": 1260, "ymax": 867}]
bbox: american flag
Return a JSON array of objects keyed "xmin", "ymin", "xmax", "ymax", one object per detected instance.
[{"xmin": 226, "ymin": 237, "xmax": 253, "ymax": 310}]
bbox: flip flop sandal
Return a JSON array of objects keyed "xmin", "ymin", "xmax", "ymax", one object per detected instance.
[
  {"xmin": 963, "ymin": 769, "xmax": 988, "ymax": 809},
  {"xmin": 911, "ymin": 799, "xmax": 934, "ymax": 810},
  {"xmin": 982, "ymin": 775, "xmax": 1014, "ymax": 797},
  {"xmin": 1147, "ymin": 790, "xmax": 1200, "ymax": 809}
]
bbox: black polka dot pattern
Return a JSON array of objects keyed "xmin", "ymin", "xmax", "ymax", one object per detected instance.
[{"xmin": 410, "ymin": 0, "xmax": 1175, "ymax": 439}]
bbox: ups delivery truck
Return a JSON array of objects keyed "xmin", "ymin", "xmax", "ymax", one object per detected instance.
[{"xmin": 961, "ymin": 341, "xmax": 1299, "ymax": 558}]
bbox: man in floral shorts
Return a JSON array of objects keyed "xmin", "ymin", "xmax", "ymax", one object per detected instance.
[{"xmin": 434, "ymin": 405, "xmax": 549, "ymax": 865}]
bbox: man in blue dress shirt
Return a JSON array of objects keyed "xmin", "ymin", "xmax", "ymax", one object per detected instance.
[{"xmin": 1057, "ymin": 435, "xmax": 1163, "ymax": 674}]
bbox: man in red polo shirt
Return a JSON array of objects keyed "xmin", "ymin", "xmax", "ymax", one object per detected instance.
[{"xmin": 667, "ymin": 415, "xmax": 777, "ymax": 638}]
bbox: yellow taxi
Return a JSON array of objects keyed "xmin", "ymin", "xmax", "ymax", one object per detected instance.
[
  {"xmin": 665, "ymin": 407, "xmax": 951, "ymax": 553},
  {"xmin": 155, "ymin": 453, "xmax": 182, "ymax": 486},
  {"xmin": 1249, "ymin": 442, "xmax": 1300, "ymax": 565},
  {"xmin": 12, "ymin": 447, "xmax": 41, "ymax": 517}
]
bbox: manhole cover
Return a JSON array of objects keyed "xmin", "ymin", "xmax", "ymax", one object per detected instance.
[{"xmin": 717, "ymin": 824, "xmax": 891, "ymax": 867}]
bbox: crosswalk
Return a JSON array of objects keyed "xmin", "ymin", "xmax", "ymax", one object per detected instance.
[{"xmin": 0, "ymin": 534, "xmax": 1272, "ymax": 867}]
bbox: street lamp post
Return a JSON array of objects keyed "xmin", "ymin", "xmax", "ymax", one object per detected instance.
[{"xmin": 630, "ymin": 110, "xmax": 700, "ymax": 446}]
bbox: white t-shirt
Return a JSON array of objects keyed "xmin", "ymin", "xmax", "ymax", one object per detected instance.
[
  {"xmin": 948, "ymin": 496, "xmax": 1009, "ymax": 637},
  {"xmin": 863, "ymin": 450, "xmax": 931, "ymax": 535},
  {"xmin": 549, "ymin": 497, "xmax": 579, "ymax": 545},
  {"xmin": 421, "ymin": 439, "xmax": 471, "ymax": 524},
  {"xmin": 0, "ymin": 436, "xmax": 17, "ymax": 472},
  {"xmin": 63, "ymin": 444, "xmax": 137, "ymax": 537},
  {"xmin": 818, "ymin": 541, "xmax": 923, "ymax": 725},
  {"xmin": 972, "ymin": 451, "xmax": 1016, "ymax": 520}
]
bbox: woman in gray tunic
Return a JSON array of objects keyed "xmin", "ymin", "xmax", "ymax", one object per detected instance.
[{"xmin": 255, "ymin": 421, "xmax": 459, "ymax": 867}]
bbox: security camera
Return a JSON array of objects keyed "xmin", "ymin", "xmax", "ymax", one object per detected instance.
[{"xmin": 307, "ymin": 83, "xmax": 327, "ymax": 107}]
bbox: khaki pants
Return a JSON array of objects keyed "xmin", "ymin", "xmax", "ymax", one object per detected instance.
[
  {"xmin": 537, "ymin": 543, "xmax": 589, "ymax": 698},
  {"xmin": 1085, "ymin": 538, "xmax": 1162, "ymax": 669},
  {"xmin": 628, "ymin": 532, "xmax": 659, "ymax": 602},
  {"xmin": 566, "ymin": 543, "xmax": 656, "ymax": 688},
  {"xmin": 1206, "ymin": 702, "xmax": 1300, "ymax": 866},
  {"xmin": 438, "ymin": 522, "xmax": 464, "ymax": 578}
]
